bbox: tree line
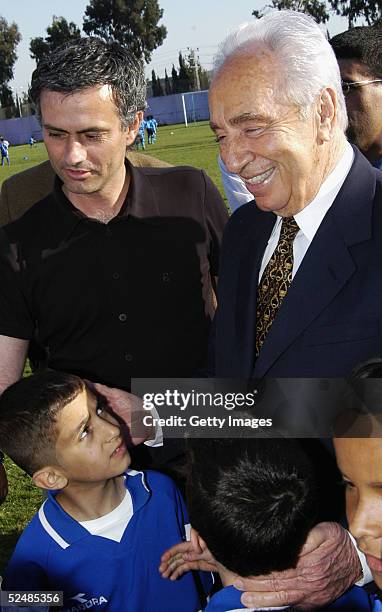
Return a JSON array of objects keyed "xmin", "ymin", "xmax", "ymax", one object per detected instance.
[
  {"xmin": 253, "ymin": 0, "xmax": 382, "ymax": 26},
  {"xmin": 151, "ymin": 51, "xmax": 210, "ymax": 97},
  {"xmin": 0, "ymin": 0, "xmax": 167, "ymax": 112}
]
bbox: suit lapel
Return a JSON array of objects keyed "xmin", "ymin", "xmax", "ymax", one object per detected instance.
[
  {"xmin": 233, "ymin": 208, "xmax": 275, "ymax": 377},
  {"xmin": 253, "ymin": 148, "xmax": 376, "ymax": 377}
]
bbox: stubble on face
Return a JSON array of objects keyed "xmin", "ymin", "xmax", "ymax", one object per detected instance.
[{"xmin": 40, "ymin": 86, "xmax": 131, "ymax": 204}]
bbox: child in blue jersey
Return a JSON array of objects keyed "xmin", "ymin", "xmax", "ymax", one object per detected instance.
[
  {"xmin": 333, "ymin": 358, "xmax": 382, "ymax": 611},
  {"xmin": 0, "ymin": 370, "xmax": 210, "ymax": 611},
  {"xmin": 0, "ymin": 137, "xmax": 10, "ymax": 166},
  {"xmin": 135, "ymin": 120, "xmax": 146, "ymax": 149},
  {"xmin": 145, "ymin": 116, "xmax": 157, "ymax": 144},
  {"xmin": 161, "ymin": 438, "xmax": 377, "ymax": 611}
]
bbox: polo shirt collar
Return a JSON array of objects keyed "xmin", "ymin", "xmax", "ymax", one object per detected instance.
[
  {"xmin": 126, "ymin": 159, "xmax": 161, "ymax": 218},
  {"xmin": 51, "ymin": 159, "xmax": 161, "ymax": 241},
  {"xmin": 39, "ymin": 470, "xmax": 151, "ymax": 548}
]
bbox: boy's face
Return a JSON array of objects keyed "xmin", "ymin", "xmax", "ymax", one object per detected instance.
[
  {"xmin": 54, "ymin": 388, "xmax": 130, "ymax": 484},
  {"xmin": 334, "ymin": 438, "xmax": 382, "ymax": 588}
]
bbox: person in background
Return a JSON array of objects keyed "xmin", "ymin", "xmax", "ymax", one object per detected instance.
[
  {"xmin": 218, "ymin": 154, "xmax": 253, "ymax": 213},
  {"xmin": 135, "ymin": 119, "xmax": 146, "ymax": 150},
  {"xmin": 146, "ymin": 115, "xmax": 157, "ymax": 144},
  {"xmin": 331, "ymin": 26, "xmax": 382, "ymax": 169},
  {"xmin": 0, "ymin": 137, "xmax": 10, "ymax": 167}
]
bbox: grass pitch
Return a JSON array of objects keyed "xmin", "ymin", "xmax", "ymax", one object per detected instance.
[{"xmin": 0, "ymin": 120, "xmax": 225, "ymax": 573}]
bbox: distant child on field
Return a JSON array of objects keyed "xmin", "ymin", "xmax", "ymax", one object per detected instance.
[
  {"xmin": 161, "ymin": 438, "xmax": 376, "ymax": 611},
  {"xmin": 0, "ymin": 137, "xmax": 10, "ymax": 166},
  {"xmin": 0, "ymin": 370, "xmax": 210, "ymax": 611},
  {"xmin": 135, "ymin": 120, "xmax": 146, "ymax": 150},
  {"xmin": 146, "ymin": 115, "xmax": 157, "ymax": 144}
]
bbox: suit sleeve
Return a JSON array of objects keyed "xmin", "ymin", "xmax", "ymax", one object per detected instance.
[{"xmin": 202, "ymin": 171, "xmax": 229, "ymax": 277}]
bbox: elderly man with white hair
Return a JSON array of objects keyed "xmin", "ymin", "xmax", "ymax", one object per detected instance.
[{"xmin": 207, "ymin": 8, "xmax": 382, "ymax": 610}]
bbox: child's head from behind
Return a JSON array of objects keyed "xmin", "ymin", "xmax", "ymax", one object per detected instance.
[
  {"xmin": 0, "ymin": 370, "xmax": 130, "ymax": 491},
  {"xmin": 187, "ymin": 438, "xmax": 317, "ymax": 577}
]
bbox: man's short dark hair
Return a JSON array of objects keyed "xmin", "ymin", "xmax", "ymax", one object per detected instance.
[
  {"xmin": 30, "ymin": 37, "xmax": 146, "ymax": 127},
  {"xmin": 187, "ymin": 438, "xmax": 317, "ymax": 577},
  {"xmin": 330, "ymin": 27, "xmax": 382, "ymax": 79},
  {"xmin": 0, "ymin": 370, "xmax": 84, "ymax": 475}
]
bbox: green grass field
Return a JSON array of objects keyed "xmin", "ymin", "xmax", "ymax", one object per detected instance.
[{"xmin": 0, "ymin": 120, "xmax": 225, "ymax": 574}]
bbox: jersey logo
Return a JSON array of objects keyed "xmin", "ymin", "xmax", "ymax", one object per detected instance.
[
  {"xmin": 67, "ymin": 592, "xmax": 108, "ymax": 610},
  {"xmin": 70, "ymin": 594, "xmax": 87, "ymax": 603}
]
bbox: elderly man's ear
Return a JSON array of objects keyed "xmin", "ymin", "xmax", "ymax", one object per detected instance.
[{"xmin": 317, "ymin": 88, "xmax": 337, "ymax": 142}]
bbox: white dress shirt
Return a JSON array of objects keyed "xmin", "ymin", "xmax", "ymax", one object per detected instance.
[{"xmin": 258, "ymin": 142, "xmax": 354, "ymax": 282}]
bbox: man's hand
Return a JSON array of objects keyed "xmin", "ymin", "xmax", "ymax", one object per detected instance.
[
  {"xmin": 235, "ymin": 522, "xmax": 362, "ymax": 610},
  {"xmin": 0, "ymin": 463, "xmax": 8, "ymax": 504},
  {"xmin": 159, "ymin": 528, "xmax": 217, "ymax": 580},
  {"xmin": 90, "ymin": 383, "xmax": 155, "ymax": 446}
]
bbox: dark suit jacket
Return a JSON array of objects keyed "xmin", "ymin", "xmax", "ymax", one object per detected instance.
[
  {"xmin": 213, "ymin": 147, "xmax": 382, "ymax": 378},
  {"xmin": 0, "ymin": 152, "xmax": 171, "ymax": 226}
]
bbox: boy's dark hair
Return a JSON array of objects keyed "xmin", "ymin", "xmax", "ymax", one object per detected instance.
[
  {"xmin": 330, "ymin": 27, "xmax": 382, "ymax": 79},
  {"xmin": 30, "ymin": 37, "xmax": 146, "ymax": 127},
  {"xmin": 187, "ymin": 438, "xmax": 317, "ymax": 577},
  {"xmin": 0, "ymin": 370, "xmax": 84, "ymax": 475}
]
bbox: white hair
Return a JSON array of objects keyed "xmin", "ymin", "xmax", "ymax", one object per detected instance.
[{"xmin": 213, "ymin": 10, "xmax": 348, "ymax": 131}]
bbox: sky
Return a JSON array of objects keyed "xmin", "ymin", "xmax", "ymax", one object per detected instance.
[{"xmin": 0, "ymin": 0, "xmax": 359, "ymax": 93}]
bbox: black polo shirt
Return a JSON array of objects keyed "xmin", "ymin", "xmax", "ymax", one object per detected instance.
[{"xmin": 0, "ymin": 162, "xmax": 228, "ymax": 389}]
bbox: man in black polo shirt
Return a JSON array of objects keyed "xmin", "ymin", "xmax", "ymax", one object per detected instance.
[{"xmin": 0, "ymin": 39, "xmax": 227, "ymax": 493}]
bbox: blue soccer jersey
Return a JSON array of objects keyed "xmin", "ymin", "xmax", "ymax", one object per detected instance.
[{"xmin": 3, "ymin": 470, "xmax": 210, "ymax": 611}]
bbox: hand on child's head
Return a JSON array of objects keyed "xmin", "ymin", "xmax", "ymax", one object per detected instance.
[{"xmin": 86, "ymin": 381, "xmax": 153, "ymax": 446}]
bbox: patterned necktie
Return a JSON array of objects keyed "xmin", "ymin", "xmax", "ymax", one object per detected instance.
[{"xmin": 256, "ymin": 216, "xmax": 300, "ymax": 355}]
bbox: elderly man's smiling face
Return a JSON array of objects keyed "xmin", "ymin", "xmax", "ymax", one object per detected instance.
[{"xmin": 209, "ymin": 46, "xmax": 332, "ymax": 217}]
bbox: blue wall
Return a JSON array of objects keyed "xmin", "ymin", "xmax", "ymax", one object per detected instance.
[
  {"xmin": 0, "ymin": 115, "xmax": 42, "ymax": 146},
  {"xmin": 0, "ymin": 91, "xmax": 210, "ymax": 144}
]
